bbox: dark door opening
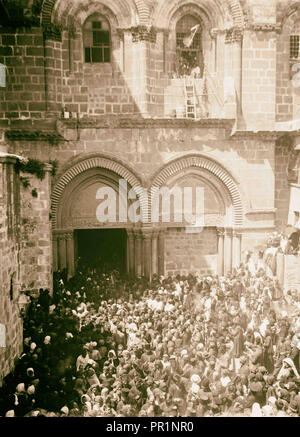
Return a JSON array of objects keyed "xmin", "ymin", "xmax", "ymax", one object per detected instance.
[{"xmin": 75, "ymin": 229, "xmax": 127, "ymax": 273}]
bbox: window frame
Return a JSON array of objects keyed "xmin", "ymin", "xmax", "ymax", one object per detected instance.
[
  {"xmin": 175, "ymin": 15, "xmax": 203, "ymax": 77},
  {"xmin": 290, "ymin": 34, "xmax": 300, "ymax": 61},
  {"xmin": 83, "ymin": 15, "xmax": 111, "ymax": 64}
]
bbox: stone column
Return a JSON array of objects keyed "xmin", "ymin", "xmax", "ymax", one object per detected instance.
[
  {"xmin": 152, "ymin": 231, "xmax": 159, "ymax": 276},
  {"xmin": 142, "ymin": 229, "xmax": 152, "ymax": 279},
  {"xmin": 158, "ymin": 229, "xmax": 165, "ymax": 276},
  {"xmin": 224, "ymin": 228, "xmax": 233, "ymax": 274},
  {"xmin": 126, "ymin": 229, "xmax": 135, "ymax": 277},
  {"xmin": 232, "ymin": 230, "xmax": 242, "ymax": 269},
  {"xmin": 58, "ymin": 232, "xmax": 67, "ymax": 271},
  {"xmin": 52, "ymin": 231, "xmax": 59, "ymax": 273},
  {"xmin": 134, "ymin": 230, "xmax": 143, "ymax": 277},
  {"xmin": 217, "ymin": 227, "xmax": 225, "ymax": 276},
  {"xmin": 66, "ymin": 231, "xmax": 75, "ymax": 278}
]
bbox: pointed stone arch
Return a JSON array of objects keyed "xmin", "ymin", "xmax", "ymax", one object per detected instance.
[
  {"xmin": 51, "ymin": 154, "xmax": 145, "ymax": 230},
  {"xmin": 41, "ymin": 0, "xmax": 136, "ymax": 29},
  {"xmin": 152, "ymin": 0, "xmax": 244, "ymax": 30},
  {"xmin": 150, "ymin": 154, "xmax": 244, "ymax": 228}
]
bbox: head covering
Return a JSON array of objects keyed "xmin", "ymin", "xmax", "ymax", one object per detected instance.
[
  {"xmin": 5, "ymin": 410, "xmax": 15, "ymax": 417},
  {"xmin": 251, "ymin": 403, "xmax": 262, "ymax": 417},
  {"xmin": 16, "ymin": 383, "xmax": 25, "ymax": 393},
  {"xmin": 60, "ymin": 406, "xmax": 69, "ymax": 415},
  {"xmin": 191, "ymin": 374, "xmax": 200, "ymax": 384},
  {"xmin": 27, "ymin": 385, "xmax": 35, "ymax": 395}
]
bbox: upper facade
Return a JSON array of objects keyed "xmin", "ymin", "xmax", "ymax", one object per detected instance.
[{"xmin": 2, "ymin": 0, "xmax": 300, "ymax": 130}]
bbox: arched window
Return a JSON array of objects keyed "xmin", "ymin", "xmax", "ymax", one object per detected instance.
[
  {"xmin": 290, "ymin": 22, "xmax": 300, "ymax": 60},
  {"xmin": 176, "ymin": 15, "xmax": 203, "ymax": 77},
  {"xmin": 83, "ymin": 13, "xmax": 111, "ymax": 63}
]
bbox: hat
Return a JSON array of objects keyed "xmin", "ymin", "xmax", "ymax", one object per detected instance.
[
  {"xmin": 191, "ymin": 374, "xmax": 200, "ymax": 384},
  {"xmin": 5, "ymin": 410, "xmax": 15, "ymax": 417},
  {"xmin": 289, "ymin": 400, "xmax": 298, "ymax": 414},
  {"xmin": 250, "ymin": 381, "xmax": 263, "ymax": 392},
  {"xmin": 27, "ymin": 385, "xmax": 35, "ymax": 395},
  {"xmin": 16, "ymin": 383, "xmax": 25, "ymax": 393},
  {"xmin": 27, "ymin": 368, "xmax": 34, "ymax": 377},
  {"xmin": 60, "ymin": 406, "xmax": 69, "ymax": 415},
  {"xmin": 44, "ymin": 336, "xmax": 51, "ymax": 345}
]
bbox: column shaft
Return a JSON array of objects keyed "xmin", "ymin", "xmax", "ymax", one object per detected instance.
[
  {"xmin": 127, "ymin": 230, "xmax": 135, "ymax": 276},
  {"xmin": 142, "ymin": 232, "xmax": 152, "ymax": 279},
  {"xmin": 52, "ymin": 232, "xmax": 58, "ymax": 272},
  {"xmin": 217, "ymin": 228, "xmax": 225, "ymax": 276},
  {"xmin": 66, "ymin": 232, "xmax": 75, "ymax": 278},
  {"xmin": 158, "ymin": 230, "xmax": 165, "ymax": 276},
  {"xmin": 152, "ymin": 232, "xmax": 158, "ymax": 276},
  {"xmin": 58, "ymin": 233, "xmax": 67, "ymax": 271},
  {"xmin": 135, "ymin": 232, "xmax": 142, "ymax": 277},
  {"xmin": 232, "ymin": 232, "xmax": 242, "ymax": 269},
  {"xmin": 224, "ymin": 229, "xmax": 233, "ymax": 274}
]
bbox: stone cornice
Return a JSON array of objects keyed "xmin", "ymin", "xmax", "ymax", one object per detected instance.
[
  {"xmin": 245, "ymin": 208, "xmax": 277, "ymax": 215},
  {"xmin": 225, "ymin": 27, "xmax": 243, "ymax": 44},
  {"xmin": 5, "ymin": 130, "xmax": 64, "ymax": 143},
  {"xmin": 248, "ymin": 23, "xmax": 281, "ymax": 33},
  {"xmin": 231, "ymin": 130, "xmax": 279, "ymax": 141},
  {"xmin": 130, "ymin": 25, "xmax": 157, "ymax": 43},
  {"xmin": 59, "ymin": 117, "xmax": 236, "ymax": 130}
]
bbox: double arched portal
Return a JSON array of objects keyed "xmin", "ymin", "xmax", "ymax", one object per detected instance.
[{"xmin": 51, "ymin": 153, "xmax": 244, "ymax": 278}]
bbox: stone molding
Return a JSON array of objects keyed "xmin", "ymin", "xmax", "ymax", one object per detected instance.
[
  {"xmin": 51, "ymin": 156, "xmax": 143, "ymax": 230},
  {"xmin": 225, "ymin": 27, "xmax": 243, "ymax": 44},
  {"xmin": 151, "ymin": 155, "xmax": 243, "ymax": 227},
  {"xmin": 130, "ymin": 26, "xmax": 156, "ymax": 43},
  {"xmin": 249, "ymin": 23, "xmax": 281, "ymax": 33}
]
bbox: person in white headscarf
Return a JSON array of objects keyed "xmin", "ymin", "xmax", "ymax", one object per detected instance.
[
  {"xmin": 277, "ymin": 357, "xmax": 300, "ymax": 381},
  {"xmin": 251, "ymin": 403, "xmax": 262, "ymax": 417}
]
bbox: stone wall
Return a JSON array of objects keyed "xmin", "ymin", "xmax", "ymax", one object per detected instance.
[
  {"xmin": 6, "ymin": 121, "xmax": 277, "ymax": 258},
  {"xmin": 242, "ymin": 28, "xmax": 277, "ymax": 130},
  {"xmin": 275, "ymin": 137, "xmax": 292, "ymax": 231},
  {"xmin": 165, "ymin": 227, "xmax": 218, "ymax": 276},
  {"xmin": 0, "ymin": 28, "xmax": 47, "ymax": 122},
  {"xmin": 0, "ymin": 158, "xmax": 23, "ymax": 385},
  {"xmin": 19, "ymin": 169, "xmax": 53, "ymax": 294}
]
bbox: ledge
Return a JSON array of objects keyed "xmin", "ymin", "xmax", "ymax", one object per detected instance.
[
  {"xmin": 231, "ymin": 130, "xmax": 279, "ymax": 140},
  {"xmin": 58, "ymin": 117, "xmax": 236, "ymax": 130},
  {"xmin": 5, "ymin": 130, "xmax": 65, "ymax": 143}
]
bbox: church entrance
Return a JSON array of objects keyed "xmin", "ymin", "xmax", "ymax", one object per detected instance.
[{"xmin": 75, "ymin": 229, "xmax": 127, "ymax": 273}]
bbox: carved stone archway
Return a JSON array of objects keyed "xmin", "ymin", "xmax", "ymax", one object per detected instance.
[
  {"xmin": 51, "ymin": 154, "xmax": 146, "ymax": 277},
  {"xmin": 149, "ymin": 155, "xmax": 244, "ymax": 275}
]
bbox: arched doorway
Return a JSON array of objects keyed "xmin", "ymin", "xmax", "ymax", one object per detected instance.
[
  {"xmin": 150, "ymin": 155, "xmax": 244, "ymax": 276},
  {"xmin": 51, "ymin": 155, "xmax": 145, "ymax": 277},
  {"xmin": 51, "ymin": 154, "xmax": 244, "ymax": 278}
]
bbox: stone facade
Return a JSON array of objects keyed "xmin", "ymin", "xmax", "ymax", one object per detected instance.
[{"xmin": 0, "ymin": 0, "xmax": 300, "ymax": 381}]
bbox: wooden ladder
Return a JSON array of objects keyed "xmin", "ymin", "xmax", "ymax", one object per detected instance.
[{"xmin": 184, "ymin": 79, "xmax": 196, "ymax": 119}]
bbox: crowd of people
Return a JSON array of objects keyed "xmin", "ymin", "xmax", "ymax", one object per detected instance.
[{"xmin": 1, "ymin": 253, "xmax": 300, "ymax": 417}]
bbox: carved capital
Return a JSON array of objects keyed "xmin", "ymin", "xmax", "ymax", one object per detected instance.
[
  {"xmin": 210, "ymin": 28, "xmax": 220, "ymax": 39},
  {"xmin": 232, "ymin": 230, "xmax": 242, "ymax": 238},
  {"xmin": 130, "ymin": 26, "xmax": 157, "ymax": 43},
  {"xmin": 225, "ymin": 27, "xmax": 243, "ymax": 44},
  {"xmin": 217, "ymin": 227, "xmax": 225, "ymax": 238},
  {"xmin": 225, "ymin": 228, "xmax": 233, "ymax": 237},
  {"xmin": 43, "ymin": 24, "xmax": 62, "ymax": 42},
  {"xmin": 250, "ymin": 23, "xmax": 281, "ymax": 33},
  {"xmin": 65, "ymin": 232, "xmax": 73, "ymax": 241}
]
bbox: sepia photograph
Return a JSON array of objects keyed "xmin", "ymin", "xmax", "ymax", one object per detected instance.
[{"xmin": 0, "ymin": 0, "xmax": 300, "ymax": 423}]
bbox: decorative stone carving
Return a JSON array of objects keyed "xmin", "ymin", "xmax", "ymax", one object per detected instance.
[
  {"xmin": 225, "ymin": 27, "xmax": 243, "ymax": 44},
  {"xmin": 130, "ymin": 26, "xmax": 157, "ymax": 43},
  {"xmin": 250, "ymin": 23, "xmax": 281, "ymax": 33}
]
